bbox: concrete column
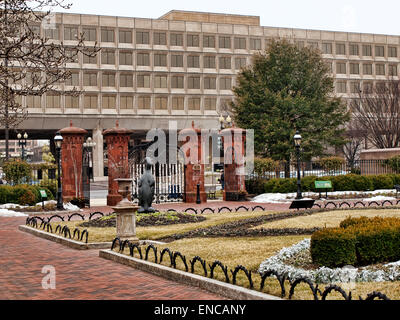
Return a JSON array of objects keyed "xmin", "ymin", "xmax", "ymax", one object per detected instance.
[
  {"xmin": 59, "ymin": 121, "xmax": 88, "ymax": 202},
  {"xmin": 221, "ymin": 126, "xmax": 247, "ymax": 201},
  {"xmin": 179, "ymin": 121, "xmax": 207, "ymax": 203},
  {"xmin": 92, "ymin": 124, "xmax": 105, "ymax": 181}
]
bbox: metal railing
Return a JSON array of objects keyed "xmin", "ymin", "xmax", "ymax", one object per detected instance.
[{"xmin": 247, "ymin": 159, "xmax": 396, "ymax": 180}]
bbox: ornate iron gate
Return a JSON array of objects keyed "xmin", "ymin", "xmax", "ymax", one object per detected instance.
[
  {"xmin": 82, "ymin": 145, "xmax": 91, "ymax": 208},
  {"xmin": 129, "ymin": 142, "xmax": 184, "ymax": 204}
]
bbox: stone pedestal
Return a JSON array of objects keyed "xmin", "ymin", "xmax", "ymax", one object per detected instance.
[
  {"xmin": 221, "ymin": 126, "xmax": 247, "ymax": 201},
  {"xmin": 103, "ymin": 121, "xmax": 132, "ymax": 206},
  {"xmin": 112, "ymin": 178, "xmax": 139, "ymax": 242},
  {"xmin": 59, "ymin": 121, "xmax": 88, "ymax": 203},
  {"xmin": 179, "ymin": 121, "xmax": 207, "ymax": 203}
]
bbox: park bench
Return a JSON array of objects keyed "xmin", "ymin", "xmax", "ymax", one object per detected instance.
[
  {"xmin": 205, "ymin": 185, "xmax": 217, "ymax": 199},
  {"xmin": 315, "ymin": 180, "xmax": 332, "ymax": 199}
]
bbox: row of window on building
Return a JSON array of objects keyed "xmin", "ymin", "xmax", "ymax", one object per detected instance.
[
  {"xmin": 19, "ymin": 94, "xmax": 231, "ymax": 111},
  {"xmin": 45, "ymin": 25, "xmax": 400, "ymax": 58},
  {"xmin": 328, "ymin": 61, "xmax": 398, "ymax": 76},
  {"xmin": 335, "ymin": 80, "xmax": 392, "ymax": 94},
  {"xmin": 50, "ymin": 72, "xmax": 235, "ymax": 90},
  {"xmin": 64, "ymin": 49, "xmax": 249, "ymax": 70},
  {"xmin": 46, "ymin": 25, "xmax": 266, "ymax": 50},
  {"xmin": 314, "ymin": 41, "xmax": 398, "ymax": 58}
]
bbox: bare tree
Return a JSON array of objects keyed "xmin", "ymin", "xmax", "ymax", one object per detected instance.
[
  {"xmin": 0, "ymin": 0, "xmax": 98, "ymax": 159},
  {"xmin": 351, "ymin": 79, "xmax": 400, "ymax": 149},
  {"xmin": 341, "ymin": 119, "xmax": 365, "ymax": 168}
]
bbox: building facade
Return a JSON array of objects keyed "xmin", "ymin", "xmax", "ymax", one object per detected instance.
[{"xmin": 11, "ymin": 10, "xmax": 400, "ymax": 180}]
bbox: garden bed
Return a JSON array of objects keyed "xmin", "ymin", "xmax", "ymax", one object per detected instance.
[{"xmin": 79, "ymin": 211, "xmax": 206, "ymax": 228}]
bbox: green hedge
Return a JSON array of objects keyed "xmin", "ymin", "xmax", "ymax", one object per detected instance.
[
  {"xmin": 310, "ymin": 228, "xmax": 357, "ymax": 267},
  {"xmin": 311, "ymin": 217, "xmax": 400, "ymax": 267},
  {"xmin": 246, "ymin": 173, "xmax": 400, "ymax": 194},
  {"xmin": 0, "ymin": 184, "xmax": 54, "ymax": 206}
]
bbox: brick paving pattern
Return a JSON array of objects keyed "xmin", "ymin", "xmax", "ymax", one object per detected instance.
[
  {"xmin": 0, "ymin": 216, "xmax": 223, "ymax": 300},
  {"xmin": 0, "ymin": 200, "xmax": 293, "ymax": 299}
]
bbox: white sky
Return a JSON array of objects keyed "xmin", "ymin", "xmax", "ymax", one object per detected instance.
[{"xmin": 55, "ymin": 0, "xmax": 400, "ymax": 36}]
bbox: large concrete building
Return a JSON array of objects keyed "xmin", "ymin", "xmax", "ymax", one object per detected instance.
[{"xmin": 5, "ymin": 10, "xmax": 400, "ymax": 180}]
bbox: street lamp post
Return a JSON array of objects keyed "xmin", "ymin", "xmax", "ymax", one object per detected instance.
[
  {"xmin": 83, "ymin": 137, "xmax": 96, "ymax": 181},
  {"xmin": 294, "ymin": 131, "xmax": 302, "ymax": 200},
  {"xmin": 54, "ymin": 132, "xmax": 63, "ymax": 210},
  {"xmin": 17, "ymin": 132, "xmax": 28, "ymax": 161},
  {"xmin": 218, "ymin": 113, "xmax": 232, "ymax": 159}
]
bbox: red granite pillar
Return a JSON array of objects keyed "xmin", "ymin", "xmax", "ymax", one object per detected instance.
[
  {"xmin": 103, "ymin": 121, "xmax": 132, "ymax": 206},
  {"xmin": 221, "ymin": 126, "xmax": 247, "ymax": 201},
  {"xmin": 179, "ymin": 121, "xmax": 207, "ymax": 203},
  {"xmin": 59, "ymin": 121, "xmax": 88, "ymax": 202}
]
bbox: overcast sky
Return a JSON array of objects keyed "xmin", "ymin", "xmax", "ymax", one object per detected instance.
[{"xmin": 55, "ymin": 0, "xmax": 400, "ymax": 36}]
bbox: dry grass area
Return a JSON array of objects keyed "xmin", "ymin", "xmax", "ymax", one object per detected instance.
[
  {"xmin": 252, "ymin": 209, "xmax": 400, "ymax": 230},
  {"xmin": 51, "ymin": 210, "xmax": 276, "ymax": 243}
]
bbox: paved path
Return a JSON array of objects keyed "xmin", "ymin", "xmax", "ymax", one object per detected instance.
[{"xmin": 0, "ymin": 217, "xmax": 223, "ymax": 300}]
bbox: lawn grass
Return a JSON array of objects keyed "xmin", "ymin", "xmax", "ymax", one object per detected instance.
[
  {"xmin": 51, "ymin": 209, "xmax": 276, "ymax": 243},
  {"xmin": 252, "ymin": 209, "xmax": 400, "ymax": 230}
]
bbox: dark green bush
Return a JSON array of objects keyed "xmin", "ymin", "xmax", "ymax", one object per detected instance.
[
  {"xmin": 311, "ymin": 228, "xmax": 357, "ymax": 267},
  {"xmin": 330, "ymin": 174, "xmax": 354, "ymax": 191},
  {"xmin": 263, "ymin": 178, "xmax": 280, "ymax": 193},
  {"xmin": 384, "ymin": 155, "xmax": 400, "ymax": 173},
  {"xmin": 370, "ymin": 174, "xmax": 394, "ymax": 190},
  {"xmin": 272, "ymin": 178, "xmax": 296, "ymax": 193},
  {"xmin": 0, "ymin": 184, "xmax": 54, "ymax": 205},
  {"xmin": 247, "ymin": 173, "xmax": 400, "ymax": 195},
  {"xmin": 301, "ymin": 175, "xmax": 318, "ymax": 192},
  {"xmin": 312, "ymin": 216, "xmax": 400, "ymax": 267},
  {"xmin": 245, "ymin": 178, "xmax": 265, "ymax": 195}
]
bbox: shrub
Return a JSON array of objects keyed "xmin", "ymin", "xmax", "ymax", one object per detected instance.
[
  {"xmin": 263, "ymin": 178, "xmax": 279, "ymax": 193},
  {"xmin": 70, "ymin": 197, "xmax": 86, "ymax": 208},
  {"xmin": 385, "ymin": 155, "xmax": 400, "ymax": 173},
  {"xmin": 349, "ymin": 174, "xmax": 374, "ymax": 191},
  {"xmin": 330, "ymin": 174, "xmax": 354, "ymax": 191},
  {"xmin": 2, "ymin": 160, "xmax": 32, "ymax": 185},
  {"xmin": 311, "ymin": 227, "xmax": 357, "ymax": 267},
  {"xmin": 271, "ymin": 178, "xmax": 297, "ymax": 193},
  {"xmin": 370, "ymin": 174, "xmax": 394, "ymax": 190},
  {"xmin": 319, "ymin": 156, "xmax": 345, "ymax": 173},
  {"xmin": 0, "ymin": 184, "xmax": 54, "ymax": 205},
  {"xmin": 312, "ymin": 216, "xmax": 400, "ymax": 267},
  {"xmin": 253, "ymin": 157, "xmax": 279, "ymax": 176},
  {"xmin": 301, "ymin": 175, "xmax": 318, "ymax": 192},
  {"xmin": 17, "ymin": 189, "xmax": 37, "ymax": 206},
  {"xmin": 245, "ymin": 178, "xmax": 265, "ymax": 195}
]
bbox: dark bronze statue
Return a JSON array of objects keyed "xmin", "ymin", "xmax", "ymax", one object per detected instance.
[{"xmin": 138, "ymin": 157, "xmax": 156, "ymax": 213}]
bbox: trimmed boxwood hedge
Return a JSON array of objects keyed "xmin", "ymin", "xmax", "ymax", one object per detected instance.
[
  {"xmin": 310, "ymin": 228, "xmax": 357, "ymax": 267},
  {"xmin": 311, "ymin": 217, "xmax": 400, "ymax": 267},
  {"xmin": 0, "ymin": 184, "xmax": 54, "ymax": 206},
  {"xmin": 245, "ymin": 173, "xmax": 400, "ymax": 195}
]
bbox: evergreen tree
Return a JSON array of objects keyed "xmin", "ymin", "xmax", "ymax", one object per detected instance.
[{"xmin": 232, "ymin": 39, "xmax": 349, "ymax": 174}]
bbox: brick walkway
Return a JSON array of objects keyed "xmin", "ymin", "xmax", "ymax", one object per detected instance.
[{"xmin": 0, "ymin": 217, "xmax": 223, "ymax": 300}]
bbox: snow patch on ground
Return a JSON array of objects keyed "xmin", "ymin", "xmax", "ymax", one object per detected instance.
[
  {"xmin": 0, "ymin": 201, "xmax": 81, "ymax": 217},
  {"xmin": 0, "ymin": 209, "xmax": 28, "ymax": 217},
  {"xmin": 252, "ymin": 189, "xmax": 398, "ymax": 203}
]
